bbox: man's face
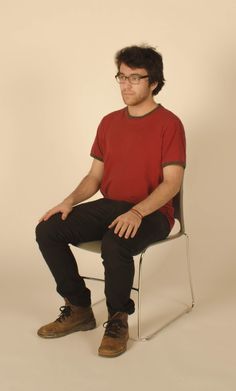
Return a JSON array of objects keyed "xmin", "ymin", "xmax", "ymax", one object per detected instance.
[{"xmin": 118, "ymin": 63, "xmax": 156, "ymax": 107}]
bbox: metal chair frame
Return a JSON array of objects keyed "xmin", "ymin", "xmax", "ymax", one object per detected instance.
[{"xmin": 76, "ymin": 189, "xmax": 195, "ymax": 341}]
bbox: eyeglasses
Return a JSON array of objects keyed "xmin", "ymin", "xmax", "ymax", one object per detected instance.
[{"xmin": 115, "ymin": 73, "xmax": 149, "ymax": 85}]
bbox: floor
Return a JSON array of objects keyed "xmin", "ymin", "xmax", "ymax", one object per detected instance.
[{"xmin": 1, "ymin": 245, "xmax": 235, "ymax": 391}]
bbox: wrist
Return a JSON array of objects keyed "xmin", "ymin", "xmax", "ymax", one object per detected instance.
[
  {"xmin": 63, "ymin": 197, "xmax": 74, "ymax": 207},
  {"xmin": 130, "ymin": 208, "xmax": 144, "ymax": 220}
]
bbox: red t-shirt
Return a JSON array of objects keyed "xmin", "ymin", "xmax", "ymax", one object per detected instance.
[{"xmin": 90, "ymin": 104, "xmax": 186, "ymax": 228}]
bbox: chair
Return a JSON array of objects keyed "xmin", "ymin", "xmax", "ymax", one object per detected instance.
[{"xmin": 75, "ymin": 189, "xmax": 195, "ymax": 341}]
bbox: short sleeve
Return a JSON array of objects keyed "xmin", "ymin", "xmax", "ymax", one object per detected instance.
[
  {"xmin": 90, "ymin": 120, "xmax": 104, "ymax": 162},
  {"xmin": 161, "ymin": 117, "xmax": 186, "ymax": 168}
]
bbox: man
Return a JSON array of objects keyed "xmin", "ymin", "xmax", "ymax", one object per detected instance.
[{"xmin": 36, "ymin": 45, "xmax": 186, "ymax": 357}]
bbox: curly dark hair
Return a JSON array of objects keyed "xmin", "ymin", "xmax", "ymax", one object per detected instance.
[{"xmin": 115, "ymin": 45, "xmax": 165, "ymax": 95}]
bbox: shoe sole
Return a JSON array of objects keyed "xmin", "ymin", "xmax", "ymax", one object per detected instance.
[
  {"xmin": 98, "ymin": 335, "xmax": 129, "ymax": 358},
  {"xmin": 37, "ymin": 319, "xmax": 96, "ymax": 339},
  {"xmin": 98, "ymin": 347, "xmax": 127, "ymax": 358}
]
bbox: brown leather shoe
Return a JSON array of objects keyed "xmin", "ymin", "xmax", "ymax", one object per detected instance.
[
  {"xmin": 98, "ymin": 312, "xmax": 129, "ymax": 357},
  {"xmin": 37, "ymin": 299, "xmax": 96, "ymax": 338}
]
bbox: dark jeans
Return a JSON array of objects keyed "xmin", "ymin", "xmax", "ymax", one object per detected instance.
[{"xmin": 35, "ymin": 198, "xmax": 170, "ymax": 315}]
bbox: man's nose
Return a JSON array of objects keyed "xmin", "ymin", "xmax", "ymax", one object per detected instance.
[{"xmin": 122, "ymin": 79, "xmax": 132, "ymax": 90}]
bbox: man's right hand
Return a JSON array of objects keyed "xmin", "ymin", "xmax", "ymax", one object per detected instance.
[{"xmin": 39, "ymin": 201, "xmax": 73, "ymax": 222}]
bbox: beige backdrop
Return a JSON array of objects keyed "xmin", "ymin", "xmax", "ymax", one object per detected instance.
[{"xmin": 0, "ymin": 0, "xmax": 235, "ymax": 389}]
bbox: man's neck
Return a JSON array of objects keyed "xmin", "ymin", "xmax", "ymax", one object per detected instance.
[{"xmin": 127, "ymin": 100, "xmax": 158, "ymax": 117}]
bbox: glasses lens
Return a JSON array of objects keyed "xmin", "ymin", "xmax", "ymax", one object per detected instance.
[
  {"xmin": 129, "ymin": 75, "xmax": 140, "ymax": 84},
  {"xmin": 116, "ymin": 75, "xmax": 126, "ymax": 83}
]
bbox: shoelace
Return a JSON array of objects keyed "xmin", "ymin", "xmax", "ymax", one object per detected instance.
[
  {"xmin": 56, "ymin": 305, "xmax": 72, "ymax": 323},
  {"xmin": 103, "ymin": 318, "xmax": 125, "ymax": 338}
]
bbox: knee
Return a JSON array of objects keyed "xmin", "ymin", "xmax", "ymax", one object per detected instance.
[
  {"xmin": 36, "ymin": 212, "xmax": 68, "ymax": 245},
  {"xmin": 35, "ymin": 216, "xmax": 59, "ymax": 245},
  {"xmin": 35, "ymin": 220, "xmax": 49, "ymax": 244}
]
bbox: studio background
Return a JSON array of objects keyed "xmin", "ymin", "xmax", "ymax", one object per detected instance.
[{"xmin": 0, "ymin": 1, "xmax": 235, "ymax": 390}]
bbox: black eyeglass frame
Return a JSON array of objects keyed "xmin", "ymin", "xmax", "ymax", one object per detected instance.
[{"xmin": 115, "ymin": 73, "xmax": 149, "ymax": 84}]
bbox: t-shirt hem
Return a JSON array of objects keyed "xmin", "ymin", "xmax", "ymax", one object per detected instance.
[
  {"xmin": 162, "ymin": 161, "xmax": 186, "ymax": 168},
  {"xmin": 90, "ymin": 153, "xmax": 103, "ymax": 162}
]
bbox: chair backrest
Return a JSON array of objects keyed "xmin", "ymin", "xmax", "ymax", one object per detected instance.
[{"xmin": 172, "ymin": 187, "xmax": 185, "ymax": 234}]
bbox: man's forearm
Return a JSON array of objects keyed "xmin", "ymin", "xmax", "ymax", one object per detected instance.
[
  {"xmin": 134, "ymin": 180, "xmax": 181, "ymax": 218},
  {"xmin": 63, "ymin": 174, "xmax": 101, "ymax": 206},
  {"xmin": 134, "ymin": 165, "xmax": 184, "ymax": 217}
]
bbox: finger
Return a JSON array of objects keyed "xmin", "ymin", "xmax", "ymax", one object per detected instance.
[
  {"xmin": 114, "ymin": 221, "xmax": 124, "ymax": 234},
  {"xmin": 42, "ymin": 209, "xmax": 59, "ymax": 222},
  {"xmin": 124, "ymin": 225, "xmax": 134, "ymax": 239},
  {"xmin": 43, "ymin": 212, "xmax": 53, "ymax": 221},
  {"xmin": 130, "ymin": 223, "xmax": 140, "ymax": 238},
  {"xmin": 108, "ymin": 219, "xmax": 117, "ymax": 229},
  {"xmin": 39, "ymin": 213, "xmax": 50, "ymax": 222},
  {"xmin": 61, "ymin": 211, "xmax": 70, "ymax": 220},
  {"xmin": 117, "ymin": 223, "xmax": 129, "ymax": 237},
  {"xmin": 130, "ymin": 227, "xmax": 138, "ymax": 238}
]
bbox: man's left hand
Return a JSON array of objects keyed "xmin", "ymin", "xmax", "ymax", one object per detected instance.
[{"xmin": 108, "ymin": 210, "xmax": 142, "ymax": 239}]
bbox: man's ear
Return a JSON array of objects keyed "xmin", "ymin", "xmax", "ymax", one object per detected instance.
[{"xmin": 150, "ymin": 81, "xmax": 158, "ymax": 93}]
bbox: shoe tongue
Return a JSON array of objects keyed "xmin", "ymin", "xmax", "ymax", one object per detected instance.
[
  {"xmin": 64, "ymin": 299, "xmax": 78, "ymax": 312},
  {"xmin": 109, "ymin": 312, "xmax": 120, "ymax": 320},
  {"xmin": 57, "ymin": 305, "xmax": 72, "ymax": 322}
]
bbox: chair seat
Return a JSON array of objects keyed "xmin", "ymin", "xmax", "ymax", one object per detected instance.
[
  {"xmin": 79, "ymin": 240, "xmax": 101, "ymax": 253},
  {"xmin": 77, "ymin": 219, "xmax": 181, "ymax": 253}
]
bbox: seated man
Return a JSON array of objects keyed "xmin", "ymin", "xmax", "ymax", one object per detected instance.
[{"xmin": 36, "ymin": 45, "xmax": 186, "ymax": 358}]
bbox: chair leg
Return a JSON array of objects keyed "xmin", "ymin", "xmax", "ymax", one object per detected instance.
[
  {"xmin": 137, "ymin": 253, "xmax": 144, "ymax": 341},
  {"xmin": 82, "ymin": 276, "xmax": 106, "ymax": 307},
  {"xmin": 134, "ymin": 235, "xmax": 195, "ymax": 342},
  {"xmin": 184, "ymin": 233, "xmax": 195, "ymax": 309}
]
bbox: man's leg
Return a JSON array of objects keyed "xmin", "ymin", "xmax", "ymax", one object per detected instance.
[
  {"xmin": 99, "ymin": 209, "xmax": 170, "ymax": 357},
  {"xmin": 35, "ymin": 198, "xmax": 115, "ymax": 337}
]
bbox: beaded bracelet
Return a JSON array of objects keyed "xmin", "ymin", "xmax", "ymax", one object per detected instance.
[{"xmin": 131, "ymin": 208, "xmax": 144, "ymax": 220}]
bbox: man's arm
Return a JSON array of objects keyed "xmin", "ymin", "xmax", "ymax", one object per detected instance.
[
  {"xmin": 109, "ymin": 165, "xmax": 184, "ymax": 239},
  {"xmin": 63, "ymin": 159, "xmax": 104, "ymax": 206},
  {"xmin": 40, "ymin": 159, "xmax": 104, "ymax": 221},
  {"xmin": 134, "ymin": 165, "xmax": 184, "ymax": 217}
]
